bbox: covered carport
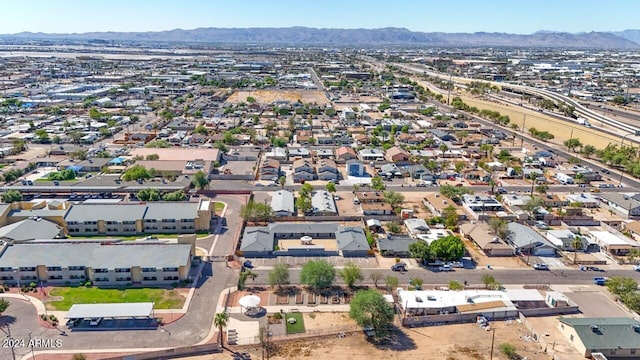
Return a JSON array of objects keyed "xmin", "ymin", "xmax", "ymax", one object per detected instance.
[{"xmin": 65, "ymin": 302, "xmax": 158, "ymax": 331}]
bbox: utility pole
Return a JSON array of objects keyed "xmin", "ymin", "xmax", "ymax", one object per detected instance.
[{"xmin": 489, "ymin": 328, "xmax": 496, "ymax": 360}]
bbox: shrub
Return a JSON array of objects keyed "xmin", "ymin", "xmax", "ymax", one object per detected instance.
[
  {"xmin": 273, "ymin": 312, "xmax": 283, "ymax": 320},
  {"xmin": 29, "ymin": 282, "xmax": 37, "ymax": 288},
  {"xmin": 40, "ymin": 314, "xmax": 47, "ymax": 321},
  {"xmin": 499, "ymin": 343, "xmax": 518, "ymax": 359},
  {"xmin": 84, "ymin": 281, "xmax": 92, "ymax": 287}
]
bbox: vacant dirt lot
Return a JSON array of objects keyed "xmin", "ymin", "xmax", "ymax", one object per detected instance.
[
  {"xmin": 227, "ymin": 90, "xmax": 329, "ymax": 105},
  {"xmin": 461, "ymin": 96, "xmax": 618, "ymax": 150},
  {"xmin": 180, "ymin": 320, "xmax": 548, "ymax": 360}
]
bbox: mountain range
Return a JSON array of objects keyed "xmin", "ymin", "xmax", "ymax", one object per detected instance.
[{"xmin": 2, "ymin": 27, "xmax": 640, "ymax": 49}]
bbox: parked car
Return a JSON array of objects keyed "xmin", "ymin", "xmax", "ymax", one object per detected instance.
[
  {"xmin": 438, "ymin": 265, "xmax": 454, "ymax": 272},
  {"xmin": 416, "ymin": 183, "xmax": 427, "ymax": 187},
  {"xmin": 496, "ymin": 187, "xmax": 507, "ymax": 194},
  {"xmin": 532, "ymin": 263, "xmax": 549, "ymax": 270},
  {"xmin": 593, "ymin": 277, "xmax": 607, "ymax": 286},
  {"xmin": 425, "ymin": 259, "xmax": 445, "ymax": 267},
  {"xmin": 447, "ymin": 261, "xmax": 464, "ymax": 268},
  {"xmin": 586, "ymin": 266, "xmax": 605, "ymax": 272},
  {"xmin": 89, "ymin": 318, "xmax": 102, "ymax": 326},
  {"xmin": 633, "ymin": 265, "xmax": 640, "ymax": 271},
  {"xmin": 391, "ymin": 263, "xmax": 407, "ymax": 272},
  {"xmin": 243, "ymin": 260, "xmax": 254, "ymax": 269}
]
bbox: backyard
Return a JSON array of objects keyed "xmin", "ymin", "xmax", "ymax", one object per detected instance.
[{"xmin": 46, "ymin": 287, "xmax": 186, "ymax": 311}]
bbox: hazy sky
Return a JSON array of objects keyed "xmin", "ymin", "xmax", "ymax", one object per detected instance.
[{"xmin": 1, "ymin": 0, "xmax": 638, "ymax": 34}]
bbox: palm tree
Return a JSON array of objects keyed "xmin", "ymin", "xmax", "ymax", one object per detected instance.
[
  {"xmin": 572, "ymin": 236, "xmax": 583, "ymax": 265},
  {"xmin": 278, "ymin": 176, "xmax": 286, "ymax": 189},
  {"xmin": 214, "ymin": 312, "xmax": 229, "ymax": 344}
]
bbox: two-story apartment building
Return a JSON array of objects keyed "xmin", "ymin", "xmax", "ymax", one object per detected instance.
[{"xmin": 0, "ymin": 236, "xmax": 195, "ymax": 286}]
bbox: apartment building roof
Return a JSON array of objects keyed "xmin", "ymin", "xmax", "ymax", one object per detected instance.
[
  {"xmin": 64, "ymin": 204, "xmax": 148, "ymax": 223},
  {"xmin": 0, "ymin": 242, "xmax": 192, "ymax": 269}
]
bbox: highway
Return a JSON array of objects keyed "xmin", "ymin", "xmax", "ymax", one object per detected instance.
[
  {"xmin": 393, "ymin": 62, "xmax": 640, "ymax": 141},
  {"xmin": 250, "ymin": 267, "xmax": 640, "ymax": 286}
]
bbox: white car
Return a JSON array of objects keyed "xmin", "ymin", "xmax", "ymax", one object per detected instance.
[
  {"xmin": 438, "ymin": 265, "xmax": 454, "ymax": 272},
  {"xmin": 633, "ymin": 265, "xmax": 640, "ymax": 271}
]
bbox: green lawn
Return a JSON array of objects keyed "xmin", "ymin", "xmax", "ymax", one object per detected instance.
[
  {"xmin": 47, "ymin": 287, "xmax": 185, "ymax": 311},
  {"xmin": 214, "ymin": 202, "xmax": 225, "ymax": 213},
  {"xmin": 284, "ymin": 312, "xmax": 305, "ymax": 335}
]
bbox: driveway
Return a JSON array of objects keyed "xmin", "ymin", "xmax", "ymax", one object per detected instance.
[{"xmin": 565, "ymin": 290, "xmax": 630, "ymax": 318}]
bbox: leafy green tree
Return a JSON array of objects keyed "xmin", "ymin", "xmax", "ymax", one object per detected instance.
[
  {"xmin": 563, "ymin": 138, "xmax": 582, "ymax": 152},
  {"xmin": 535, "ymin": 184, "xmax": 549, "ymax": 195},
  {"xmin": 489, "ymin": 218, "xmax": 510, "ymax": 240},
  {"xmin": 300, "ymin": 260, "xmax": 335, "ymax": 290},
  {"xmin": 34, "ymin": 129, "xmax": 49, "ymax": 141},
  {"xmin": 136, "ymin": 188, "xmax": 160, "ymax": 201},
  {"xmin": 194, "ymin": 125, "xmax": 209, "ymax": 135},
  {"xmin": 295, "ymin": 195, "xmax": 312, "ymax": 214},
  {"xmin": 69, "ymin": 149, "xmax": 88, "ymax": 160},
  {"xmin": 430, "ymin": 235, "xmax": 465, "ymax": 261},
  {"xmin": 371, "ymin": 176, "xmax": 385, "ymax": 191},
  {"xmin": 410, "ymin": 277, "xmax": 424, "ymax": 290},
  {"xmin": 439, "ymin": 184, "xmax": 473, "ymax": 202},
  {"xmin": 162, "ymin": 190, "xmax": 186, "ymax": 201},
  {"xmin": 268, "ymin": 264, "xmax": 290, "ymax": 288},
  {"xmin": 0, "ymin": 299, "xmax": 11, "ymax": 315},
  {"xmin": 240, "ymin": 200, "xmax": 274, "ymax": 223},
  {"xmin": 581, "ymin": 144, "xmax": 597, "ymax": 158},
  {"xmin": 214, "ymin": 312, "xmax": 229, "ymax": 344},
  {"xmin": 409, "ymin": 241, "xmax": 432, "ymax": 263},
  {"xmin": 385, "ymin": 276, "xmax": 399, "ymax": 293},
  {"xmin": 271, "ymin": 137, "xmax": 287, "ymax": 147},
  {"xmin": 383, "ymin": 191, "xmax": 405, "ymax": 209},
  {"xmin": 349, "ymin": 290, "xmax": 394, "ymax": 337},
  {"xmin": 482, "ymin": 274, "xmax": 496, "ymax": 288},
  {"xmin": 145, "ymin": 140, "xmax": 171, "ymax": 148},
  {"xmin": 386, "ymin": 222, "xmax": 402, "ymax": 234},
  {"xmin": 606, "ymin": 277, "xmax": 638, "ymax": 298},
  {"xmin": 442, "ymin": 205, "xmax": 459, "ymax": 230},
  {"xmin": 1, "ymin": 190, "xmax": 22, "ymax": 203},
  {"xmin": 325, "ymin": 182, "xmax": 336, "ymax": 193},
  {"xmin": 192, "ymin": 170, "xmax": 209, "ymax": 190},
  {"xmin": 448, "ymin": 280, "xmax": 464, "ymax": 290},
  {"xmin": 300, "ymin": 183, "xmax": 314, "ymax": 195},
  {"xmin": 623, "ymin": 292, "xmax": 640, "ymax": 313},
  {"xmin": 339, "ymin": 262, "xmax": 364, "ymax": 289},
  {"xmin": 123, "ymin": 164, "xmax": 151, "ymax": 181}
]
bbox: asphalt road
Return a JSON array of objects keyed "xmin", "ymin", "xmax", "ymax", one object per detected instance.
[{"xmin": 250, "ymin": 268, "xmax": 640, "ymax": 287}]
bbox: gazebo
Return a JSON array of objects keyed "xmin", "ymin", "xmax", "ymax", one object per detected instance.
[{"xmin": 238, "ymin": 294, "xmax": 261, "ymax": 315}]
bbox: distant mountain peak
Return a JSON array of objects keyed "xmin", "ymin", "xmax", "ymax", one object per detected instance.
[{"xmin": 0, "ymin": 27, "xmax": 638, "ymax": 49}]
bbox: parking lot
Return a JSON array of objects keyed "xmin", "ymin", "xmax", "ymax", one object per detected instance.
[{"xmin": 247, "ymin": 255, "xmax": 378, "ymax": 268}]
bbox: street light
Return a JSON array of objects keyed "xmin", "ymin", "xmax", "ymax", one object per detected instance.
[{"xmin": 28, "ymin": 331, "xmax": 35, "ymax": 360}]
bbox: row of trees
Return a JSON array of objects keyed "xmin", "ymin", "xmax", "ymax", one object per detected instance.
[
  {"xmin": 136, "ymin": 189, "xmax": 186, "ymax": 201},
  {"xmin": 239, "ymin": 199, "xmax": 274, "ymax": 224}
]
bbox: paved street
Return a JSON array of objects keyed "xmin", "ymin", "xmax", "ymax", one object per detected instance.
[{"xmin": 249, "ymin": 267, "xmax": 640, "ymax": 286}]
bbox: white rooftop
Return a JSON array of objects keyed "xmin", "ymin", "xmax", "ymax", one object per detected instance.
[
  {"xmin": 65, "ymin": 302, "xmax": 154, "ymax": 319},
  {"xmin": 398, "ymin": 289, "xmax": 513, "ymax": 310}
]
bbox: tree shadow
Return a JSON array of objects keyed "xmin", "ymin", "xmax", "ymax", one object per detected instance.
[
  {"xmin": 0, "ymin": 315, "xmax": 17, "ymax": 329},
  {"xmin": 367, "ymin": 326, "xmax": 417, "ymax": 352}
]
